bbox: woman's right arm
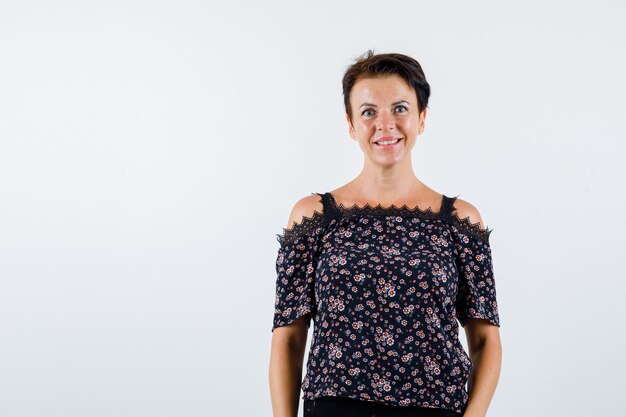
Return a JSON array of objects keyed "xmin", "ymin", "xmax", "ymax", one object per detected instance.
[
  {"xmin": 269, "ymin": 195, "xmax": 322, "ymax": 417},
  {"xmin": 269, "ymin": 316, "xmax": 309, "ymax": 417}
]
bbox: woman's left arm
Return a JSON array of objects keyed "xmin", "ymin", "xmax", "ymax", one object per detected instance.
[{"xmin": 462, "ymin": 318, "xmax": 502, "ymax": 417}]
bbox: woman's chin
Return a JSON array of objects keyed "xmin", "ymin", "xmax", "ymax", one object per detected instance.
[{"xmin": 369, "ymin": 153, "xmax": 407, "ymax": 167}]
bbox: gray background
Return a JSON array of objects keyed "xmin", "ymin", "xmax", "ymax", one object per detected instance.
[{"xmin": 1, "ymin": 1, "xmax": 624, "ymax": 416}]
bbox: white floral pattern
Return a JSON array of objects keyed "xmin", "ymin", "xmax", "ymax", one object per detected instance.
[{"xmin": 272, "ymin": 193, "xmax": 500, "ymax": 415}]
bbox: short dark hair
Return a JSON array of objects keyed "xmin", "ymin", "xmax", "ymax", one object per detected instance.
[{"xmin": 342, "ymin": 50, "xmax": 431, "ymax": 123}]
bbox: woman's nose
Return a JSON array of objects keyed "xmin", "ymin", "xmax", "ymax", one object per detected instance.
[{"xmin": 376, "ymin": 112, "xmax": 395, "ymax": 130}]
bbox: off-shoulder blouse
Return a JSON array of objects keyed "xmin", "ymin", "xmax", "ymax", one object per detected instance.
[{"xmin": 271, "ymin": 192, "xmax": 500, "ymax": 415}]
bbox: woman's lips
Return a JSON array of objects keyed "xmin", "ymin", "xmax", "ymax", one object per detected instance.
[{"xmin": 374, "ymin": 137, "xmax": 403, "ymax": 148}]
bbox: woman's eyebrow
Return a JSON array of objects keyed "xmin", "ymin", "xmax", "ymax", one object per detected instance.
[{"xmin": 359, "ymin": 100, "xmax": 410, "ymax": 108}]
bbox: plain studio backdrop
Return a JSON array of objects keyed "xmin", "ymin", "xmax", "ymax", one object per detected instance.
[{"xmin": 1, "ymin": 1, "xmax": 624, "ymax": 416}]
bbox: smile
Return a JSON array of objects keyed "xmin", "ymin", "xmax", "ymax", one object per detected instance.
[{"xmin": 374, "ymin": 138, "xmax": 403, "ymax": 147}]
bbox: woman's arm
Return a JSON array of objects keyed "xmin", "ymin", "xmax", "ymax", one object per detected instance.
[
  {"xmin": 270, "ymin": 195, "xmax": 322, "ymax": 416},
  {"xmin": 451, "ymin": 200, "xmax": 502, "ymax": 416},
  {"xmin": 269, "ymin": 316, "xmax": 309, "ymax": 417},
  {"xmin": 462, "ymin": 319, "xmax": 502, "ymax": 417}
]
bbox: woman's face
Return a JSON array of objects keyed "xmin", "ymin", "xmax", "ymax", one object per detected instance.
[{"xmin": 347, "ymin": 74, "xmax": 426, "ymax": 166}]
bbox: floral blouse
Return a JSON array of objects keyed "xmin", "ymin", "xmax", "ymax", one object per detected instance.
[{"xmin": 271, "ymin": 192, "xmax": 500, "ymax": 415}]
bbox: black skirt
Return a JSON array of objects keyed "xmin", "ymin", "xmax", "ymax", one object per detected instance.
[{"xmin": 303, "ymin": 396, "xmax": 463, "ymax": 417}]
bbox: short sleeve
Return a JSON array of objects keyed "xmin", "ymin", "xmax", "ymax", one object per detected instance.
[
  {"xmin": 271, "ymin": 213, "xmax": 324, "ymax": 332},
  {"xmin": 452, "ymin": 225, "xmax": 501, "ymax": 328}
]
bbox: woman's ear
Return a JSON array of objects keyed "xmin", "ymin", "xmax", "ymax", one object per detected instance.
[
  {"xmin": 346, "ymin": 114, "xmax": 356, "ymax": 140},
  {"xmin": 418, "ymin": 108, "xmax": 427, "ymax": 135}
]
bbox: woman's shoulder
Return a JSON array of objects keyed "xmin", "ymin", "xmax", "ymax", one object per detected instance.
[
  {"xmin": 448, "ymin": 196, "xmax": 487, "ymax": 232},
  {"xmin": 445, "ymin": 195, "xmax": 492, "ymax": 242},
  {"xmin": 276, "ymin": 193, "xmax": 325, "ymax": 246},
  {"xmin": 284, "ymin": 193, "xmax": 325, "ymax": 231}
]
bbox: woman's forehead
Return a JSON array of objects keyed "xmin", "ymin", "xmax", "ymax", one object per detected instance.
[{"xmin": 351, "ymin": 75, "xmax": 416, "ymax": 102}]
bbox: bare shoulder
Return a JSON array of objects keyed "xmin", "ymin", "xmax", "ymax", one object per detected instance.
[
  {"xmin": 285, "ymin": 193, "xmax": 324, "ymax": 230},
  {"xmin": 451, "ymin": 197, "xmax": 488, "ymax": 232}
]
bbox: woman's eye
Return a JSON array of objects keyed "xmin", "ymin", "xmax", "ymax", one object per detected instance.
[
  {"xmin": 395, "ymin": 105, "xmax": 408, "ymax": 113},
  {"xmin": 361, "ymin": 109, "xmax": 375, "ymax": 117}
]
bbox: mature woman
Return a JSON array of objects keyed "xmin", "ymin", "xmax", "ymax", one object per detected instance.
[{"xmin": 269, "ymin": 50, "xmax": 502, "ymax": 417}]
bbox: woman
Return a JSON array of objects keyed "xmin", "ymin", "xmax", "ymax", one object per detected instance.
[{"xmin": 269, "ymin": 50, "xmax": 502, "ymax": 417}]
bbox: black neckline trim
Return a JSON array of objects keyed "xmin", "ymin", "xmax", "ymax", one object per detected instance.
[
  {"xmin": 325, "ymin": 192, "xmax": 492, "ymax": 242},
  {"xmin": 326, "ymin": 191, "xmax": 445, "ymax": 219},
  {"xmin": 275, "ymin": 192, "xmax": 493, "ymax": 246}
]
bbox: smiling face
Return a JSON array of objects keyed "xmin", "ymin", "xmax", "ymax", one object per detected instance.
[{"xmin": 347, "ymin": 74, "xmax": 426, "ymax": 166}]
